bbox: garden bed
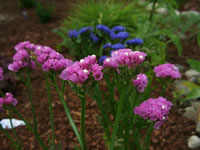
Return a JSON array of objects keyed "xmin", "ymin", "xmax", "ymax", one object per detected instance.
[{"xmin": 0, "ymin": 0, "xmax": 200, "ymax": 149}]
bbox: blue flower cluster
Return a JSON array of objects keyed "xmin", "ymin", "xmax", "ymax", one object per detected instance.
[{"xmin": 68, "ymin": 24, "xmax": 144, "ymax": 60}]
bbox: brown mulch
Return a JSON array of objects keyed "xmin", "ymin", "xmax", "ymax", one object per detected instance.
[{"xmin": 0, "ymin": 0, "xmax": 200, "ymax": 149}]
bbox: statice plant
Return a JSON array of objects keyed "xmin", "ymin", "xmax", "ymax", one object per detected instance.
[{"xmin": 1, "ymin": 40, "xmax": 181, "ymax": 150}]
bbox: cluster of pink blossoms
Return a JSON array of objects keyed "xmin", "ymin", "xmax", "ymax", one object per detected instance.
[
  {"xmin": 34, "ymin": 45, "xmax": 73, "ymax": 71},
  {"xmin": 153, "ymin": 63, "xmax": 181, "ymax": 79},
  {"xmin": 8, "ymin": 41, "xmax": 73, "ymax": 72},
  {"xmin": 60, "ymin": 55, "xmax": 103, "ymax": 84},
  {"xmin": 0, "ymin": 67, "xmax": 3, "ymax": 80},
  {"xmin": 103, "ymin": 49, "xmax": 147, "ymax": 68},
  {"xmin": 132, "ymin": 73, "xmax": 148, "ymax": 92},
  {"xmin": 134, "ymin": 96, "xmax": 172, "ymax": 129},
  {"xmin": 0, "ymin": 93, "xmax": 18, "ymax": 111},
  {"xmin": 8, "ymin": 41, "xmax": 36, "ymax": 72}
]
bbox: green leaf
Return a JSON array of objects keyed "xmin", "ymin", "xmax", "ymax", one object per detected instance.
[
  {"xmin": 183, "ymin": 81, "xmax": 200, "ymax": 90},
  {"xmin": 197, "ymin": 32, "xmax": 200, "ymax": 48},
  {"xmin": 185, "ymin": 88, "xmax": 200, "ymax": 100},
  {"xmin": 187, "ymin": 59, "xmax": 200, "ymax": 72}
]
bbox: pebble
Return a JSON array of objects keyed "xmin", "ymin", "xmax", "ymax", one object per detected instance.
[
  {"xmin": 196, "ymin": 121, "xmax": 200, "ymax": 133},
  {"xmin": 185, "ymin": 69, "xmax": 200, "ymax": 79},
  {"xmin": 188, "ymin": 135, "xmax": 200, "ymax": 149},
  {"xmin": 183, "ymin": 106, "xmax": 197, "ymax": 121}
]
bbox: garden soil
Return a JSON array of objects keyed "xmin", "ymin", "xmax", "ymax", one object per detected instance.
[{"xmin": 0, "ymin": 0, "xmax": 200, "ymax": 149}]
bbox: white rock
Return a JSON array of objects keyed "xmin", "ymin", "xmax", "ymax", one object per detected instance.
[
  {"xmin": 156, "ymin": 7, "xmax": 168, "ymax": 15},
  {"xmin": 181, "ymin": 10, "xmax": 200, "ymax": 16},
  {"xmin": 185, "ymin": 69, "xmax": 200, "ymax": 79},
  {"xmin": 188, "ymin": 135, "xmax": 200, "ymax": 149},
  {"xmin": 0, "ymin": 119, "xmax": 25, "ymax": 129},
  {"xmin": 183, "ymin": 106, "xmax": 197, "ymax": 121}
]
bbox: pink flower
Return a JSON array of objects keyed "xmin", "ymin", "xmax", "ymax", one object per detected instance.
[
  {"xmin": 0, "ymin": 93, "xmax": 18, "ymax": 111},
  {"xmin": 103, "ymin": 49, "xmax": 147, "ymax": 68},
  {"xmin": 154, "ymin": 63, "xmax": 181, "ymax": 79},
  {"xmin": 134, "ymin": 96, "xmax": 172, "ymax": 129},
  {"xmin": 132, "ymin": 73, "xmax": 148, "ymax": 92}
]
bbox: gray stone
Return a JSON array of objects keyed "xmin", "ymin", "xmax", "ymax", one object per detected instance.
[
  {"xmin": 174, "ymin": 80, "xmax": 190, "ymax": 96},
  {"xmin": 188, "ymin": 135, "xmax": 200, "ymax": 149},
  {"xmin": 181, "ymin": 10, "xmax": 200, "ymax": 16},
  {"xmin": 183, "ymin": 106, "xmax": 197, "ymax": 121},
  {"xmin": 185, "ymin": 69, "xmax": 200, "ymax": 79},
  {"xmin": 175, "ymin": 64, "xmax": 185, "ymax": 72},
  {"xmin": 192, "ymin": 102, "xmax": 200, "ymax": 112},
  {"xmin": 196, "ymin": 121, "xmax": 200, "ymax": 133}
]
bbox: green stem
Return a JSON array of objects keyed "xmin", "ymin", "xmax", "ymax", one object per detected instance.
[
  {"xmin": 145, "ymin": 122, "xmax": 154, "ymax": 150},
  {"xmin": 51, "ymin": 74, "xmax": 84, "ymax": 150},
  {"xmin": 9, "ymin": 106, "xmax": 47, "ymax": 149},
  {"xmin": 0, "ymin": 89, "xmax": 4, "ymax": 97},
  {"xmin": 26, "ymin": 69, "xmax": 37, "ymax": 135},
  {"xmin": 0, "ymin": 125, "xmax": 19, "ymax": 149},
  {"xmin": 109, "ymin": 86, "xmax": 132, "ymax": 150},
  {"xmin": 8, "ymin": 110, "xmax": 21, "ymax": 149},
  {"xmin": 44, "ymin": 72, "xmax": 55, "ymax": 149},
  {"xmin": 79, "ymin": 94, "xmax": 86, "ymax": 149},
  {"xmin": 61, "ymin": 80, "xmax": 66, "ymax": 96},
  {"xmin": 149, "ymin": 0, "xmax": 158, "ymax": 22}
]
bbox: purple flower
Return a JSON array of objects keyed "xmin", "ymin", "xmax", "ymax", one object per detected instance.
[
  {"xmin": 126, "ymin": 38, "xmax": 144, "ymax": 45},
  {"xmin": 96, "ymin": 24, "xmax": 111, "ymax": 34},
  {"xmin": 68, "ymin": 29, "xmax": 79, "ymax": 38},
  {"xmin": 90, "ymin": 33, "xmax": 99, "ymax": 42},
  {"xmin": 103, "ymin": 43, "xmax": 112, "ymax": 49},
  {"xmin": 78, "ymin": 27, "xmax": 93, "ymax": 34},
  {"xmin": 0, "ymin": 67, "xmax": 3, "ymax": 80},
  {"xmin": 0, "ymin": 93, "xmax": 18, "ymax": 111},
  {"xmin": 154, "ymin": 63, "xmax": 181, "ymax": 79},
  {"xmin": 112, "ymin": 43, "xmax": 125, "ymax": 50},
  {"xmin": 99, "ymin": 56, "xmax": 108, "ymax": 64},
  {"xmin": 116, "ymin": 32, "xmax": 129, "ymax": 41},
  {"xmin": 103, "ymin": 49, "xmax": 147, "ymax": 68},
  {"xmin": 111, "ymin": 26, "xmax": 126, "ymax": 33},
  {"xmin": 132, "ymin": 73, "xmax": 148, "ymax": 92},
  {"xmin": 14, "ymin": 41, "xmax": 35, "ymax": 51},
  {"xmin": 60, "ymin": 55, "xmax": 103, "ymax": 84},
  {"xmin": 134, "ymin": 96, "xmax": 173, "ymax": 129},
  {"xmin": 13, "ymin": 50, "xmax": 29, "ymax": 61}
]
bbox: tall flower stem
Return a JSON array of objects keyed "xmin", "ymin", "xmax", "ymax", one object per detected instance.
[
  {"xmin": 145, "ymin": 122, "xmax": 154, "ymax": 150},
  {"xmin": 0, "ymin": 89, "xmax": 4, "ymax": 97},
  {"xmin": 8, "ymin": 110, "xmax": 21, "ymax": 149},
  {"xmin": 9, "ymin": 106, "xmax": 47, "ymax": 149},
  {"xmin": 109, "ymin": 85, "xmax": 132, "ymax": 150},
  {"xmin": 50, "ymin": 74, "xmax": 83, "ymax": 150},
  {"xmin": 44, "ymin": 72, "xmax": 55, "ymax": 149},
  {"xmin": 26, "ymin": 69, "xmax": 37, "ymax": 135},
  {"xmin": 79, "ymin": 94, "xmax": 86, "ymax": 149},
  {"xmin": 0, "ymin": 125, "xmax": 19, "ymax": 149},
  {"xmin": 149, "ymin": 0, "xmax": 158, "ymax": 22}
]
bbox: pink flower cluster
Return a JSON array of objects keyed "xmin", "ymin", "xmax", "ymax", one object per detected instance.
[
  {"xmin": 154, "ymin": 63, "xmax": 181, "ymax": 79},
  {"xmin": 60, "ymin": 55, "xmax": 103, "ymax": 84},
  {"xmin": 134, "ymin": 96, "xmax": 172, "ymax": 129},
  {"xmin": 103, "ymin": 49, "xmax": 147, "ymax": 68},
  {"xmin": 0, "ymin": 67, "xmax": 3, "ymax": 80},
  {"xmin": 8, "ymin": 41, "xmax": 73, "ymax": 72},
  {"xmin": 34, "ymin": 45, "xmax": 73, "ymax": 71},
  {"xmin": 132, "ymin": 73, "xmax": 148, "ymax": 92},
  {"xmin": 8, "ymin": 41, "xmax": 36, "ymax": 72},
  {"xmin": 0, "ymin": 93, "xmax": 18, "ymax": 111}
]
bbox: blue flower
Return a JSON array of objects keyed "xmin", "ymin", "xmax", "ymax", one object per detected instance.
[
  {"xmin": 126, "ymin": 38, "xmax": 144, "ymax": 45},
  {"xmin": 103, "ymin": 43, "xmax": 112, "ymax": 49},
  {"xmin": 116, "ymin": 32, "xmax": 129, "ymax": 41},
  {"xmin": 112, "ymin": 43, "xmax": 125, "ymax": 50},
  {"xmin": 110, "ymin": 32, "xmax": 117, "ymax": 40},
  {"xmin": 99, "ymin": 56, "xmax": 108, "ymax": 64},
  {"xmin": 96, "ymin": 24, "xmax": 111, "ymax": 34},
  {"xmin": 111, "ymin": 26, "xmax": 126, "ymax": 33},
  {"xmin": 78, "ymin": 27, "xmax": 93, "ymax": 34},
  {"xmin": 90, "ymin": 33, "xmax": 99, "ymax": 42},
  {"xmin": 68, "ymin": 30, "xmax": 78, "ymax": 38}
]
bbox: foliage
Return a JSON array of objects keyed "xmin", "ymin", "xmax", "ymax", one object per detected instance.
[
  {"xmin": 35, "ymin": 2, "xmax": 54, "ymax": 23},
  {"xmin": 18, "ymin": 0, "xmax": 35, "ymax": 8}
]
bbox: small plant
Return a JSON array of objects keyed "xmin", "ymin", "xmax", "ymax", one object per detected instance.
[{"xmin": 35, "ymin": 2, "xmax": 54, "ymax": 23}]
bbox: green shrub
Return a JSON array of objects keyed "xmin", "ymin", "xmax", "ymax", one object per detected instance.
[{"xmin": 35, "ymin": 2, "xmax": 54, "ymax": 23}]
